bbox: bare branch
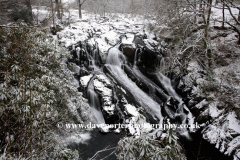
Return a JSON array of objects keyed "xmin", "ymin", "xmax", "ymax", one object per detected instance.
[
  {"xmin": 90, "ymin": 146, "xmax": 116, "ymax": 160},
  {"xmin": 224, "ymin": 2, "xmax": 240, "ymax": 25}
]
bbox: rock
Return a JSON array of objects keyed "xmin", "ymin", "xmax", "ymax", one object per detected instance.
[
  {"xmin": 124, "ymin": 104, "xmax": 139, "ymax": 117},
  {"xmin": 120, "ymin": 34, "xmax": 136, "ymax": 63},
  {"xmin": 120, "ymin": 43, "xmax": 136, "ymax": 63},
  {"xmin": 133, "ymin": 36, "xmax": 163, "ymax": 71},
  {"xmin": 68, "ymin": 62, "xmax": 80, "ymax": 75},
  {"xmin": 197, "ymin": 109, "xmax": 210, "ymax": 124},
  {"xmin": 191, "ymin": 99, "xmax": 209, "ymax": 115},
  {"xmin": 50, "ymin": 24, "xmax": 64, "ymax": 35},
  {"xmin": 80, "ymin": 74, "xmax": 93, "ymax": 88},
  {"xmin": 93, "ymin": 75, "xmax": 115, "ymax": 116}
]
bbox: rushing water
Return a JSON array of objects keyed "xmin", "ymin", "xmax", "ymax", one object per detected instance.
[
  {"xmin": 87, "ymin": 82, "xmax": 105, "ymax": 125},
  {"xmin": 106, "ymin": 47, "xmax": 163, "ymax": 122}
]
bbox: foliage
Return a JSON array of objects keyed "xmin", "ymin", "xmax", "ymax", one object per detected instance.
[
  {"xmin": 117, "ymin": 131, "xmax": 186, "ymax": 160},
  {"xmin": 0, "ymin": 22, "xmax": 90, "ymax": 159}
]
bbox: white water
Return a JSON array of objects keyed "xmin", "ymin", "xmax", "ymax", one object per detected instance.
[
  {"xmin": 156, "ymin": 73, "xmax": 194, "ymax": 132},
  {"xmin": 132, "ymin": 48, "xmax": 194, "ymax": 132},
  {"xmin": 133, "ymin": 48, "xmax": 138, "ymax": 67},
  {"xmin": 106, "ymin": 47, "xmax": 123, "ymax": 67},
  {"xmin": 106, "ymin": 47, "xmax": 163, "ymax": 121},
  {"xmin": 87, "ymin": 83, "xmax": 105, "ymax": 125},
  {"xmin": 157, "ymin": 73, "xmax": 182, "ymax": 102}
]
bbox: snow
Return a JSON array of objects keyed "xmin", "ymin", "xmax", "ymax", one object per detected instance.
[
  {"xmin": 100, "ymin": 30, "xmax": 119, "ymax": 46},
  {"xmin": 234, "ymin": 149, "xmax": 240, "ymax": 160},
  {"xmin": 96, "ymin": 75, "xmax": 112, "ymax": 86},
  {"xmin": 93, "ymin": 75, "xmax": 115, "ymax": 115},
  {"xmin": 225, "ymin": 136, "xmax": 240, "ymax": 156},
  {"xmin": 121, "ymin": 33, "xmax": 135, "ymax": 44},
  {"xmin": 80, "ymin": 74, "xmax": 93, "ymax": 87},
  {"xmin": 124, "ymin": 104, "xmax": 139, "ymax": 117},
  {"xmin": 195, "ymin": 99, "xmax": 207, "ymax": 109},
  {"xmin": 209, "ymin": 102, "xmax": 224, "ymax": 118},
  {"xmin": 211, "ymin": 5, "xmax": 239, "ymax": 27},
  {"xmin": 227, "ymin": 112, "xmax": 240, "ymax": 133},
  {"xmin": 202, "ymin": 111, "xmax": 240, "ymax": 156}
]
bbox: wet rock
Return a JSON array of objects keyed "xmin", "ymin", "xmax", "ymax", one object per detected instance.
[
  {"xmin": 120, "ymin": 34, "xmax": 136, "ymax": 63},
  {"xmin": 120, "ymin": 43, "xmax": 136, "ymax": 63}
]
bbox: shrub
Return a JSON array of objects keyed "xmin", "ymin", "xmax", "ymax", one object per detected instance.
[
  {"xmin": 0, "ymin": 23, "xmax": 90, "ymax": 159},
  {"xmin": 117, "ymin": 131, "xmax": 186, "ymax": 160}
]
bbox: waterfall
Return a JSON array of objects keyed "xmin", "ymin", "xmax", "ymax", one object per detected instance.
[
  {"xmin": 76, "ymin": 47, "xmax": 80, "ymax": 60},
  {"xmin": 87, "ymin": 82, "xmax": 105, "ymax": 125},
  {"xmin": 133, "ymin": 48, "xmax": 138, "ymax": 67},
  {"xmin": 106, "ymin": 47, "xmax": 123, "ymax": 67},
  {"xmin": 159, "ymin": 58, "xmax": 165, "ymax": 74},
  {"xmin": 157, "ymin": 73, "xmax": 181, "ymax": 102},
  {"xmin": 88, "ymin": 41, "xmax": 100, "ymax": 71},
  {"xmin": 106, "ymin": 47, "xmax": 163, "ymax": 122},
  {"xmin": 157, "ymin": 73, "xmax": 194, "ymax": 132}
]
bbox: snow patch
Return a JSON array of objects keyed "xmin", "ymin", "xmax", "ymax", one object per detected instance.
[
  {"xmin": 80, "ymin": 74, "xmax": 93, "ymax": 87},
  {"xmin": 124, "ymin": 104, "xmax": 139, "ymax": 117}
]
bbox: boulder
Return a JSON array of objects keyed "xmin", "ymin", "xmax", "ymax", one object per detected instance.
[
  {"xmin": 120, "ymin": 43, "xmax": 136, "ymax": 63},
  {"xmin": 93, "ymin": 74, "xmax": 115, "ymax": 116}
]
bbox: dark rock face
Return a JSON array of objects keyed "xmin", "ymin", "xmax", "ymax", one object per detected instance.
[
  {"xmin": 139, "ymin": 47, "xmax": 163, "ymax": 71},
  {"xmin": 120, "ymin": 43, "xmax": 136, "ymax": 63}
]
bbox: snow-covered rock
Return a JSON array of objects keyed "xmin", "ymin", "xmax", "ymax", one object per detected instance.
[
  {"xmin": 124, "ymin": 104, "xmax": 139, "ymax": 117},
  {"xmin": 80, "ymin": 74, "xmax": 93, "ymax": 87},
  {"xmin": 93, "ymin": 74, "xmax": 115, "ymax": 115}
]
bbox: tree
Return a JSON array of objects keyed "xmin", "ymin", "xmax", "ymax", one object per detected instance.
[
  {"xmin": 224, "ymin": 1, "xmax": 240, "ymax": 44},
  {"xmin": 78, "ymin": 0, "xmax": 87, "ymax": 19},
  {"xmin": 25, "ymin": 0, "xmax": 33, "ymax": 21},
  {"xmin": 55, "ymin": 0, "xmax": 61, "ymax": 19}
]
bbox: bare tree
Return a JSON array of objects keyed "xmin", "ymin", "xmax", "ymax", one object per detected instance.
[
  {"xmin": 222, "ymin": 0, "xmax": 225, "ymax": 28},
  {"xmin": 222, "ymin": 0, "xmax": 240, "ymax": 44},
  {"xmin": 55, "ymin": 0, "xmax": 61, "ymax": 19},
  {"xmin": 51, "ymin": 0, "xmax": 55, "ymax": 25},
  {"xmin": 78, "ymin": 0, "xmax": 87, "ymax": 18},
  {"xmin": 25, "ymin": 0, "xmax": 33, "ymax": 21}
]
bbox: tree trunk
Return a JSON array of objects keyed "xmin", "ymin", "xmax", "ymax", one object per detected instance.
[
  {"xmin": 25, "ymin": 0, "xmax": 33, "ymax": 21},
  {"xmin": 60, "ymin": 0, "xmax": 63, "ymax": 22},
  {"xmin": 51, "ymin": 0, "xmax": 55, "ymax": 25},
  {"xmin": 205, "ymin": 0, "xmax": 212, "ymax": 39},
  {"xmin": 194, "ymin": 0, "xmax": 197, "ymax": 23},
  {"xmin": 79, "ymin": 3, "xmax": 82, "ymax": 19},
  {"xmin": 206, "ymin": 0, "xmax": 213, "ymax": 67},
  {"xmin": 222, "ymin": 0, "xmax": 225, "ymax": 28},
  {"xmin": 55, "ymin": 0, "xmax": 61, "ymax": 19}
]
